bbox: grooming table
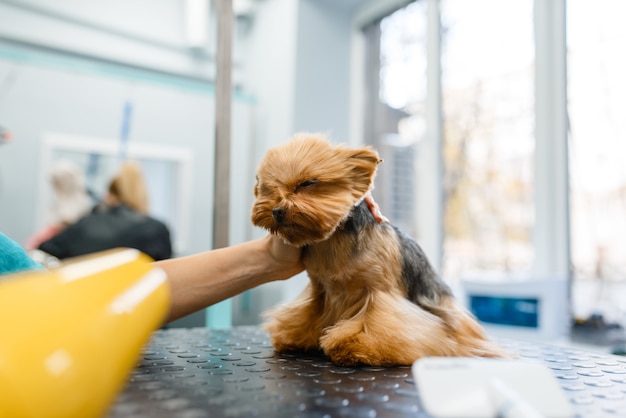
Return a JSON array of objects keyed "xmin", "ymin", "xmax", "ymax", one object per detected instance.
[{"xmin": 108, "ymin": 326, "xmax": 626, "ymax": 417}]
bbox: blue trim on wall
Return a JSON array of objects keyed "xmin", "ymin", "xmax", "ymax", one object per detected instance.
[{"xmin": 0, "ymin": 42, "xmax": 256, "ymax": 104}]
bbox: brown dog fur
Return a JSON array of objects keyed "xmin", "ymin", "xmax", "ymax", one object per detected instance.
[{"xmin": 252, "ymin": 133, "xmax": 506, "ymax": 366}]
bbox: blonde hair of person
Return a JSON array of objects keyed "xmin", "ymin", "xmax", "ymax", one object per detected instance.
[{"xmin": 108, "ymin": 161, "xmax": 149, "ymax": 215}]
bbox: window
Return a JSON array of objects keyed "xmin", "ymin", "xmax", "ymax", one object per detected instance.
[
  {"xmin": 371, "ymin": 0, "xmax": 534, "ymax": 279},
  {"xmin": 365, "ymin": 2, "xmax": 426, "ymax": 237},
  {"xmin": 440, "ymin": 0, "xmax": 535, "ymax": 278},
  {"xmin": 375, "ymin": 1, "xmax": 428, "ymax": 237},
  {"xmin": 367, "ymin": 0, "xmax": 624, "ymax": 337},
  {"xmin": 568, "ymin": 0, "xmax": 626, "ymax": 323}
]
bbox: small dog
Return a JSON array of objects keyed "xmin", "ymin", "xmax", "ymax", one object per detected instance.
[{"xmin": 252, "ymin": 133, "xmax": 506, "ymax": 366}]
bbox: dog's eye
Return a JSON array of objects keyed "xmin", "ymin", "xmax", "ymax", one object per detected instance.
[{"xmin": 296, "ymin": 179, "xmax": 319, "ymax": 191}]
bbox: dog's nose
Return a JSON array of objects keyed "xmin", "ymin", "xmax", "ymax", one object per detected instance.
[{"xmin": 272, "ymin": 207, "xmax": 286, "ymax": 223}]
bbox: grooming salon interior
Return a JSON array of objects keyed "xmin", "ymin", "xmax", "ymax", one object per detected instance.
[{"xmin": 1, "ymin": 0, "xmax": 626, "ymax": 417}]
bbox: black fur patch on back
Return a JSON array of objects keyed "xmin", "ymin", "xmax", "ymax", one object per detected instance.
[
  {"xmin": 341, "ymin": 200, "xmax": 451, "ymax": 304},
  {"xmin": 393, "ymin": 226, "xmax": 452, "ymax": 303},
  {"xmin": 342, "ymin": 200, "xmax": 377, "ymax": 234}
]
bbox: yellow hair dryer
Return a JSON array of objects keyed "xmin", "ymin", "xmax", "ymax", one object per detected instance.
[{"xmin": 0, "ymin": 248, "xmax": 171, "ymax": 418}]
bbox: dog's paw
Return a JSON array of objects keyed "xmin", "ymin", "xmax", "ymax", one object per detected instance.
[
  {"xmin": 321, "ymin": 331, "xmax": 417, "ymax": 367},
  {"xmin": 326, "ymin": 349, "xmax": 367, "ymax": 367},
  {"xmin": 321, "ymin": 336, "xmax": 382, "ymax": 367},
  {"xmin": 265, "ymin": 324, "xmax": 321, "ymax": 353},
  {"xmin": 270, "ymin": 337, "xmax": 305, "ymax": 353}
]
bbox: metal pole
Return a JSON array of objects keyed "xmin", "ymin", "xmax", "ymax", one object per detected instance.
[
  {"xmin": 213, "ymin": 0, "xmax": 232, "ymax": 250},
  {"xmin": 206, "ymin": 0, "xmax": 233, "ymax": 328}
]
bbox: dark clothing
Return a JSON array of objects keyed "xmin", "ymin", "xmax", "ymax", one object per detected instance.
[{"xmin": 39, "ymin": 204, "xmax": 172, "ymax": 261}]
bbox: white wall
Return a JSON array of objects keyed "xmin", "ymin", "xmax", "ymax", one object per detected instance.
[
  {"xmin": 242, "ymin": 0, "xmax": 298, "ymax": 152},
  {"xmin": 0, "ymin": 52, "xmax": 225, "ymax": 253},
  {"xmin": 292, "ymin": 0, "xmax": 352, "ymax": 143},
  {"xmin": 0, "ymin": 0, "xmax": 217, "ymax": 79}
]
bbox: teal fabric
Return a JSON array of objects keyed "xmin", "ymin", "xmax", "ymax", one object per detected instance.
[{"xmin": 0, "ymin": 232, "xmax": 42, "ymax": 275}]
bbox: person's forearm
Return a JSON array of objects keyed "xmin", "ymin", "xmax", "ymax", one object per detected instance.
[{"xmin": 156, "ymin": 236, "xmax": 302, "ymax": 323}]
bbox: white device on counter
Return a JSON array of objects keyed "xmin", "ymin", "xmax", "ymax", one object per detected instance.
[
  {"xmin": 460, "ymin": 277, "xmax": 570, "ymax": 340},
  {"xmin": 412, "ymin": 357, "xmax": 573, "ymax": 418}
]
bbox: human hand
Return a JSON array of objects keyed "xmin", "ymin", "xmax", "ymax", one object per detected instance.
[
  {"xmin": 264, "ymin": 234, "xmax": 304, "ymax": 278},
  {"xmin": 261, "ymin": 193, "xmax": 384, "ymax": 281},
  {"xmin": 364, "ymin": 192, "xmax": 389, "ymax": 223}
]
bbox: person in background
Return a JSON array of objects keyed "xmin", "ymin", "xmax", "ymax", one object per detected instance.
[
  {"xmin": 38, "ymin": 160, "xmax": 172, "ymax": 261},
  {"xmin": 25, "ymin": 160, "xmax": 92, "ymax": 251},
  {"xmin": 105, "ymin": 159, "xmax": 149, "ymax": 216}
]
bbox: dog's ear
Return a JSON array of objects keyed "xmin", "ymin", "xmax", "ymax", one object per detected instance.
[{"xmin": 344, "ymin": 147, "xmax": 382, "ymax": 199}]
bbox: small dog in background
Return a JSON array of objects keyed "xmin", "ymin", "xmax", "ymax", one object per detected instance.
[{"xmin": 252, "ymin": 133, "xmax": 506, "ymax": 366}]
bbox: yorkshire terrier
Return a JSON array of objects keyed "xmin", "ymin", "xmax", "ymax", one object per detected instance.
[{"xmin": 251, "ymin": 133, "xmax": 506, "ymax": 366}]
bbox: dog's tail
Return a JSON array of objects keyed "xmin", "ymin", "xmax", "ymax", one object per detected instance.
[{"xmin": 422, "ymin": 296, "xmax": 511, "ymax": 358}]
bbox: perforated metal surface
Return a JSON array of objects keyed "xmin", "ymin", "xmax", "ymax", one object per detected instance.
[{"xmin": 108, "ymin": 327, "xmax": 626, "ymax": 417}]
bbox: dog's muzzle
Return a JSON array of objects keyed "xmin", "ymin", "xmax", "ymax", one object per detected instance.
[{"xmin": 272, "ymin": 207, "xmax": 286, "ymax": 224}]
